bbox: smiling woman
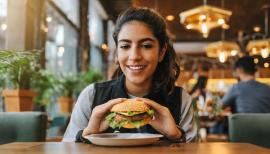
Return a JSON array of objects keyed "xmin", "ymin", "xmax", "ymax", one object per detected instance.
[{"xmin": 63, "ymin": 7, "xmax": 197, "ymax": 143}]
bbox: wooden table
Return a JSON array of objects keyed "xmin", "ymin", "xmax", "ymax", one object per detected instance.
[{"xmin": 0, "ymin": 142, "xmax": 269, "ymax": 154}]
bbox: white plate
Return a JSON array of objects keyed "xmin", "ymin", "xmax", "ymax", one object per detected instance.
[{"xmin": 85, "ymin": 133, "xmax": 163, "ymax": 146}]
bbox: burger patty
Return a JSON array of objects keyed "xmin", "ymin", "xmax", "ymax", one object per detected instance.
[{"xmin": 114, "ymin": 113, "xmax": 149, "ymax": 122}]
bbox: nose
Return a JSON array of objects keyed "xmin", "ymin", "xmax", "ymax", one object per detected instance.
[{"xmin": 128, "ymin": 45, "xmax": 142, "ymax": 61}]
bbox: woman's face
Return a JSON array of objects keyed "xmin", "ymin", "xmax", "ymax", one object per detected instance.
[{"xmin": 116, "ymin": 21, "xmax": 165, "ymax": 87}]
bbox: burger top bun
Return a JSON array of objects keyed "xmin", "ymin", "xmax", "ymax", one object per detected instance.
[{"xmin": 110, "ymin": 99, "xmax": 149, "ymax": 112}]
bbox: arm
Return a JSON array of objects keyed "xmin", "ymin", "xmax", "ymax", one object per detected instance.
[
  {"xmin": 179, "ymin": 90, "xmax": 197, "ymax": 142},
  {"xmin": 62, "ymin": 84, "xmax": 96, "ymax": 142},
  {"xmin": 221, "ymin": 85, "xmax": 237, "ymax": 108}
]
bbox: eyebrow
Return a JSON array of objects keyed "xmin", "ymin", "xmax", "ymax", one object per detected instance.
[{"xmin": 118, "ymin": 38, "xmax": 156, "ymax": 44}]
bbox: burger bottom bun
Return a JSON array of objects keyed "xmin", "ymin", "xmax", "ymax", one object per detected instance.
[{"xmin": 122, "ymin": 116, "xmax": 152, "ymax": 129}]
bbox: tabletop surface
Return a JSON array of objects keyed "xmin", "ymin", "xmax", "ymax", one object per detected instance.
[{"xmin": 0, "ymin": 142, "xmax": 270, "ymax": 154}]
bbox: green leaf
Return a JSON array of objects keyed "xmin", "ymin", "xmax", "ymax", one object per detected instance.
[
  {"xmin": 147, "ymin": 109, "xmax": 155, "ymax": 116},
  {"xmin": 105, "ymin": 112, "xmax": 116, "ymax": 122},
  {"xmin": 0, "ymin": 50, "xmax": 41, "ymax": 89},
  {"xmin": 127, "ymin": 111, "xmax": 133, "ymax": 116}
]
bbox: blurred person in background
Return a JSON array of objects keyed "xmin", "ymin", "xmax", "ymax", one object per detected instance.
[
  {"xmin": 190, "ymin": 75, "xmax": 208, "ymax": 101},
  {"xmin": 222, "ymin": 56, "xmax": 270, "ymax": 113}
]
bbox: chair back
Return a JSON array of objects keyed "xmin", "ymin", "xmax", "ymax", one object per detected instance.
[
  {"xmin": 229, "ymin": 113, "xmax": 270, "ymax": 148},
  {"xmin": 0, "ymin": 112, "xmax": 47, "ymax": 144}
]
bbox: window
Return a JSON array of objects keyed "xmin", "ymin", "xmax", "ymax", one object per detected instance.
[
  {"xmin": 52, "ymin": 0, "xmax": 80, "ymax": 27},
  {"xmin": 0, "ymin": 0, "xmax": 7, "ymax": 49},
  {"xmin": 45, "ymin": 3, "xmax": 79, "ymax": 75}
]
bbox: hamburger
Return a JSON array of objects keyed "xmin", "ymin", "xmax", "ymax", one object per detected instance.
[{"xmin": 105, "ymin": 99, "xmax": 155, "ymax": 129}]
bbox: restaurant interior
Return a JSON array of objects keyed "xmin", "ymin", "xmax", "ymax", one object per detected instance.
[{"xmin": 0, "ymin": 0, "xmax": 270, "ymax": 153}]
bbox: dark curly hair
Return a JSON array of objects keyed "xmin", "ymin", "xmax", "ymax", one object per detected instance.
[{"xmin": 113, "ymin": 7, "xmax": 180, "ymax": 95}]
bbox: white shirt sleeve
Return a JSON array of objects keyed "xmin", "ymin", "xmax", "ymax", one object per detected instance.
[
  {"xmin": 62, "ymin": 84, "xmax": 96, "ymax": 142},
  {"xmin": 179, "ymin": 89, "xmax": 197, "ymax": 142}
]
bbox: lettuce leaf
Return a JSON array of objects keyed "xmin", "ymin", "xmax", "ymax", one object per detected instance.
[
  {"xmin": 105, "ymin": 112, "xmax": 148, "ymax": 129},
  {"xmin": 147, "ymin": 109, "xmax": 155, "ymax": 116},
  {"xmin": 105, "ymin": 112, "xmax": 116, "ymax": 122}
]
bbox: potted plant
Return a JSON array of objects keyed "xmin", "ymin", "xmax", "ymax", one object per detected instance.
[
  {"xmin": 32, "ymin": 70, "xmax": 57, "ymax": 111},
  {"xmin": 77, "ymin": 68, "xmax": 103, "ymax": 91},
  {"xmin": 55, "ymin": 69, "xmax": 103, "ymax": 113},
  {"xmin": 0, "ymin": 50, "xmax": 41, "ymax": 111},
  {"xmin": 56, "ymin": 73, "xmax": 80, "ymax": 113}
]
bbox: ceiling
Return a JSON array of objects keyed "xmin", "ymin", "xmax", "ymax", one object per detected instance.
[{"xmin": 100, "ymin": 0, "xmax": 270, "ymax": 42}]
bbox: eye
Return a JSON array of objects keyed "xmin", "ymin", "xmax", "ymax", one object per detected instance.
[
  {"xmin": 119, "ymin": 44, "xmax": 130, "ymax": 50},
  {"xmin": 141, "ymin": 43, "xmax": 153, "ymax": 49}
]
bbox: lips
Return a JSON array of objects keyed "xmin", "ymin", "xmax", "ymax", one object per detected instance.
[{"xmin": 126, "ymin": 65, "xmax": 146, "ymax": 72}]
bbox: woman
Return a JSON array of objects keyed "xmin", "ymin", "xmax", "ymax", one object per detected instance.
[
  {"xmin": 63, "ymin": 7, "xmax": 196, "ymax": 142},
  {"xmin": 190, "ymin": 75, "xmax": 208, "ymax": 100}
]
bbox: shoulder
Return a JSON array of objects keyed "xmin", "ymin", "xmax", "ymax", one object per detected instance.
[
  {"xmin": 180, "ymin": 88, "xmax": 192, "ymax": 104},
  {"xmin": 172, "ymin": 86, "xmax": 192, "ymax": 109},
  {"xmin": 79, "ymin": 83, "xmax": 95, "ymax": 96},
  {"xmin": 255, "ymin": 80, "xmax": 270, "ymax": 89},
  {"xmin": 177, "ymin": 87, "xmax": 192, "ymax": 113}
]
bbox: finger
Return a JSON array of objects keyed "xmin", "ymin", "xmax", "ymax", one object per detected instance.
[
  {"xmin": 99, "ymin": 119, "xmax": 109, "ymax": 132},
  {"xmin": 135, "ymin": 97, "xmax": 164, "ymax": 111},
  {"xmin": 102, "ymin": 98, "xmax": 127, "ymax": 111},
  {"xmin": 93, "ymin": 98, "xmax": 127, "ymax": 116}
]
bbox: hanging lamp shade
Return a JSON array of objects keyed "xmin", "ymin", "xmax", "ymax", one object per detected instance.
[
  {"xmin": 205, "ymin": 41, "xmax": 240, "ymax": 63},
  {"xmin": 179, "ymin": 5, "xmax": 232, "ymax": 38},
  {"xmin": 246, "ymin": 5, "xmax": 270, "ymax": 58},
  {"xmin": 246, "ymin": 39, "xmax": 270, "ymax": 58}
]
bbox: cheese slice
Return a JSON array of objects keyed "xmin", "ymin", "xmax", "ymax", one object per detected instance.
[{"xmin": 118, "ymin": 111, "xmax": 145, "ymax": 116}]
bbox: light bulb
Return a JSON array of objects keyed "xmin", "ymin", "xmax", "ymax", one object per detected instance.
[
  {"xmin": 253, "ymin": 26, "xmax": 261, "ymax": 32},
  {"xmin": 101, "ymin": 44, "xmax": 108, "ymax": 51},
  {"xmin": 218, "ymin": 18, "xmax": 225, "ymax": 25},
  {"xmin": 261, "ymin": 48, "xmax": 269, "ymax": 58},
  {"xmin": 201, "ymin": 22, "xmax": 209, "ymax": 38},
  {"xmin": 186, "ymin": 24, "xmax": 193, "ymax": 29},
  {"xmin": 199, "ymin": 14, "xmax": 207, "ymax": 20},
  {"xmin": 254, "ymin": 58, "xmax": 259, "ymax": 64},
  {"xmin": 264, "ymin": 62, "xmax": 269, "ymax": 68},
  {"xmin": 230, "ymin": 50, "xmax": 238, "ymax": 56},
  {"xmin": 166, "ymin": 15, "xmax": 175, "ymax": 21},
  {"xmin": 46, "ymin": 17, "xmax": 52, "ymax": 22},
  {"xmin": 222, "ymin": 24, "xmax": 230, "ymax": 29},
  {"xmin": 219, "ymin": 51, "xmax": 228, "ymax": 63}
]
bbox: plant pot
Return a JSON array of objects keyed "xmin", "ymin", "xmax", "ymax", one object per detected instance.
[
  {"xmin": 57, "ymin": 97, "xmax": 73, "ymax": 113},
  {"xmin": 2, "ymin": 89, "xmax": 36, "ymax": 112}
]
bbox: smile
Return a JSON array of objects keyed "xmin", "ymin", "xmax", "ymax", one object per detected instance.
[{"xmin": 126, "ymin": 65, "xmax": 146, "ymax": 71}]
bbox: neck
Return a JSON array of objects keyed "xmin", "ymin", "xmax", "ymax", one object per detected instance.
[
  {"xmin": 241, "ymin": 74, "xmax": 255, "ymax": 82},
  {"xmin": 125, "ymin": 79, "xmax": 151, "ymax": 97}
]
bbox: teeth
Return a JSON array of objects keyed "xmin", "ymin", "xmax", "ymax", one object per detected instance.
[{"xmin": 128, "ymin": 65, "xmax": 145, "ymax": 70}]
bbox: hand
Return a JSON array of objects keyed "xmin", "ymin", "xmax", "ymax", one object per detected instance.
[
  {"xmin": 135, "ymin": 98, "xmax": 182, "ymax": 140},
  {"xmin": 82, "ymin": 98, "xmax": 127, "ymax": 137}
]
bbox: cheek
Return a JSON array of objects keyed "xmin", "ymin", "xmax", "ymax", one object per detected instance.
[
  {"xmin": 116, "ymin": 52, "xmax": 125, "ymax": 63},
  {"xmin": 116, "ymin": 53, "xmax": 127, "ymax": 69}
]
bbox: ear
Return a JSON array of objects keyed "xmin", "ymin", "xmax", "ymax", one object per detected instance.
[{"xmin": 158, "ymin": 43, "xmax": 167, "ymax": 62}]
